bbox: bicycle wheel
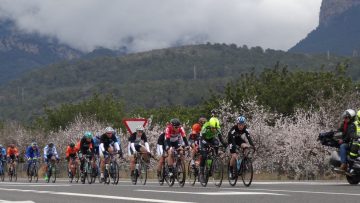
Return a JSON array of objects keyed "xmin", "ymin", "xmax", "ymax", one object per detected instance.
[
  {"xmin": 9, "ymin": 168, "xmax": 12, "ymax": 182},
  {"xmin": 34, "ymin": 164, "xmax": 39, "ymax": 183},
  {"xmin": 91, "ymin": 165, "xmax": 98, "ymax": 184},
  {"xmin": 46, "ymin": 165, "xmax": 51, "ymax": 183},
  {"xmin": 158, "ymin": 165, "xmax": 165, "ymax": 186},
  {"xmin": 176, "ymin": 160, "xmax": 185, "ymax": 187},
  {"xmin": 212, "ymin": 157, "xmax": 223, "ymax": 187},
  {"xmin": 111, "ymin": 162, "xmax": 120, "ymax": 185},
  {"xmin": 200, "ymin": 160, "xmax": 210, "ymax": 187},
  {"xmin": 164, "ymin": 164, "xmax": 175, "ymax": 187},
  {"xmin": 187, "ymin": 161, "xmax": 197, "ymax": 186},
  {"xmin": 0, "ymin": 165, "xmax": 4, "ymax": 182},
  {"xmin": 28, "ymin": 166, "xmax": 33, "ymax": 183},
  {"xmin": 86, "ymin": 163, "xmax": 92, "ymax": 184},
  {"xmin": 104, "ymin": 168, "xmax": 110, "ymax": 184},
  {"xmin": 75, "ymin": 164, "xmax": 80, "ymax": 183},
  {"xmin": 139, "ymin": 161, "xmax": 147, "ymax": 185},
  {"xmin": 241, "ymin": 158, "xmax": 253, "ymax": 187},
  {"xmin": 14, "ymin": 167, "xmax": 17, "ymax": 182},
  {"xmin": 51, "ymin": 164, "xmax": 57, "ymax": 183},
  {"xmin": 228, "ymin": 159, "xmax": 238, "ymax": 186}
]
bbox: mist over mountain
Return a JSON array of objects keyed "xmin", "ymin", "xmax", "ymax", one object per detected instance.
[
  {"xmin": 289, "ymin": 0, "xmax": 360, "ymax": 56},
  {"xmin": 0, "ymin": 20, "xmax": 82, "ymax": 83}
]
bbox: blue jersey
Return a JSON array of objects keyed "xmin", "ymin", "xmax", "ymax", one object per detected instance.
[
  {"xmin": 0, "ymin": 148, "xmax": 6, "ymax": 159},
  {"xmin": 25, "ymin": 146, "xmax": 40, "ymax": 159}
]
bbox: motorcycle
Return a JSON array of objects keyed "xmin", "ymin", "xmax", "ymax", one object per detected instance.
[{"xmin": 318, "ymin": 131, "xmax": 360, "ymax": 185}]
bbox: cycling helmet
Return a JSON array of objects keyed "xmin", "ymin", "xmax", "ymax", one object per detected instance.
[
  {"xmin": 84, "ymin": 131, "xmax": 93, "ymax": 139},
  {"xmin": 31, "ymin": 142, "xmax": 37, "ymax": 147},
  {"xmin": 69, "ymin": 143, "xmax": 75, "ymax": 148},
  {"xmin": 48, "ymin": 142, "xmax": 54, "ymax": 148},
  {"xmin": 236, "ymin": 116, "xmax": 246, "ymax": 125},
  {"xmin": 198, "ymin": 116, "xmax": 207, "ymax": 124},
  {"xmin": 342, "ymin": 109, "xmax": 356, "ymax": 120},
  {"xmin": 357, "ymin": 110, "xmax": 360, "ymax": 120},
  {"xmin": 105, "ymin": 126, "xmax": 115, "ymax": 133},
  {"xmin": 0, "ymin": 144, "xmax": 3, "ymax": 148},
  {"xmin": 209, "ymin": 117, "xmax": 220, "ymax": 129},
  {"xmin": 9, "ymin": 144, "xmax": 15, "ymax": 148},
  {"xmin": 170, "ymin": 118, "xmax": 181, "ymax": 127},
  {"xmin": 136, "ymin": 125, "xmax": 145, "ymax": 132}
]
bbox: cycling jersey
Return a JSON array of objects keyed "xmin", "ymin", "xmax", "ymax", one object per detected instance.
[
  {"xmin": 100, "ymin": 133, "xmax": 119, "ymax": 151},
  {"xmin": 129, "ymin": 132, "xmax": 150, "ymax": 154},
  {"xmin": 228, "ymin": 125, "xmax": 254, "ymax": 153},
  {"xmin": 66, "ymin": 146, "xmax": 79, "ymax": 158},
  {"xmin": 92, "ymin": 136, "xmax": 101, "ymax": 155},
  {"xmin": 0, "ymin": 147, "xmax": 6, "ymax": 160},
  {"xmin": 77, "ymin": 137, "xmax": 94, "ymax": 154},
  {"xmin": 6, "ymin": 147, "xmax": 19, "ymax": 157},
  {"xmin": 165, "ymin": 125, "xmax": 186, "ymax": 142},
  {"xmin": 25, "ymin": 146, "xmax": 40, "ymax": 159},
  {"xmin": 43, "ymin": 145, "xmax": 59, "ymax": 160}
]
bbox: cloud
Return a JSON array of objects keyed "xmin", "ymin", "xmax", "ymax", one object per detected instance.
[{"xmin": 0, "ymin": 0, "xmax": 322, "ymax": 52}]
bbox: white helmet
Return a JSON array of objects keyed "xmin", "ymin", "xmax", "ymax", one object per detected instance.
[
  {"xmin": 136, "ymin": 125, "xmax": 145, "ymax": 132},
  {"xmin": 105, "ymin": 126, "xmax": 115, "ymax": 133},
  {"xmin": 342, "ymin": 109, "xmax": 356, "ymax": 120}
]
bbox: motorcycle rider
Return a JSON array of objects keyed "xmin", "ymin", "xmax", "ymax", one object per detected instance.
[{"xmin": 337, "ymin": 109, "xmax": 357, "ymax": 172}]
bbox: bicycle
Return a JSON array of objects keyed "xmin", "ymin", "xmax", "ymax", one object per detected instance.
[
  {"xmin": 46, "ymin": 159, "xmax": 58, "ymax": 183},
  {"xmin": 131, "ymin": 152, "xmax": 149, "ymax": 185},
  {"xmin": 27, "ymin": 158, "xmax": 39, "ymax": 183},
  {"xmin": 0, "ymin": 159, "xmax": 5, "ymax": 182},
  {"xmin": 163, "ymin": 147, "xmax": 186, "ymax": 187},
  {"xmin": 68, "ymin": 156, "xmax": 80, "ymax": 183},
  {"xmin": 81, "ymin": 154, "xmax": 97, "ymax": 184},
  {"xmin": 200, "ymin": 145, "xmax": 224, "ymax": 187},
  {"xmin": 228, "ymin": 146, "xmax": 254, "ymax": 187},
  {"xmin": 103, "ymin": 152, "xmax": 119, "ymax": 185},
  {"xmin": 8, "ymin": 159, "xmax": 17, "ymax": 182},
  {"xmin": 187, "ymin": 151, "xmax": 201, "ymax": 186}
]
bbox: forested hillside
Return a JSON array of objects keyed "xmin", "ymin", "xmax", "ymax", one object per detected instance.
[{"xmin": 1, "ymin": 43, "xmax": 360, "ymax": 121}]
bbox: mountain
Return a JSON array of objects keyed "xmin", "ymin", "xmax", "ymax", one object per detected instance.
[
  {"xmin": 0, "ymin": 20, "xmax": 84, "ymax": 84},
  {"xmin": 289, "ymin": 0, "xmax": 360, "ymax": 56},
  {"xmin": 1, "ymin": 43, "xmax": 359, "ymax": 121}
]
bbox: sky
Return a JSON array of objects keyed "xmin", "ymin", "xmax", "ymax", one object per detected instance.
[{"xmin": 0, "ymin": 0, "xmax": 322, "ymax": 53}]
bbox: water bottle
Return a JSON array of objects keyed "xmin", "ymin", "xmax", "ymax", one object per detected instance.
[{"xmin": 237, "ymin": 159, "xmax": 242, "ymax": 170}]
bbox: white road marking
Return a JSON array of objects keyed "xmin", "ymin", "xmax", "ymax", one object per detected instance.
[
  {"xmin": 230, "ymin": 188, "xmax": 360, "ymax": 197},
  {"xmin": 0, "ymin": 188, "xmax": 195, "ymax": 203},
  {"xmin": 0, "ymin": 200, "xmax": 35, "ymax": 203},
  {"xmin": 137, "ymin": 189, "xmax": 288, "ymax": 196}
]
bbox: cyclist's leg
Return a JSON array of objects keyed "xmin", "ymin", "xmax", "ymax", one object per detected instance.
[
  {"xmin": 138, "ymin": 145, "xmax": 149, "ymax": 163},
  {"xmin": 156, "ymin": 144, "xmax": 164, "ymax": 174},
  {"xmin": 99, "ymin": 149, "xmax": 105, "ymax": 179},
  {"xmin": 129, "ymin": 146, "xmax": 136, "ymax": 176}
]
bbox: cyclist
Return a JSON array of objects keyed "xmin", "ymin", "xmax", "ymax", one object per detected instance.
[
  {"xmin": 93, "ymin": 134, "xmax": 101, "ymax": 156},
  {"xmin": 228, "ymin": 116, "xmax": 255, "ymax": 179},
  {"xmin": 6, "ymin": 144, "xmax": 19, "ymax": 174},
  {"xmin": 99, "ymin": 127, "xmax": 121, "ymax": 181},
  {"xmin": 77, "ymin": 131, "xmax": 95, "ymax": 177},
  {"xmin": 43, "ymin": 142, "xmax": 59, "ymax": 181},
  {"xmin": 129, "ymin": 125, "xmax": 150, "ymax": 178},
  {"xmin": 0, "ymin": 144, "xmax": 6, "ymax": 170},
  {"xmin": 189, "ymin": 116, "xmax": 207, "ymax": 167},
  {"xmin": 25, "ymin": 142, "xmax": 41, "ymax": 176},
  {"xmin": 199, "ymin": 117, "xmax": 226, "ymax": 181},
  {"xmin": 165, "ymin": 118, "xmax": 189, "ymax": 177},
  {"xmin": 156, "ymin": 131, "xmax": 165, "ymax": 177},
  {"xmin": 65, "ymin": 142, "xmax": 79, "ymax": 177}
]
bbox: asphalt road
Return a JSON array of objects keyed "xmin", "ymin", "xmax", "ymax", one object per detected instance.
[{"xmin": 0, "ymin": 179, "xmax": 359, "ymax": 203}]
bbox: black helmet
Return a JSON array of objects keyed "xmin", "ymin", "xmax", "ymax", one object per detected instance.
[
  {"xmin": 69, "ymin": 143, "xmax": 75, "ymax": 148},
  {"xmin": 170, "ymin": 118, "xmax": 181, "ymax": 127}
]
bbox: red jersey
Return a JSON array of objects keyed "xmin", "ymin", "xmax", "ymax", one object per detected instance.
[{"xmin": 165, "ymin": 125, "xmax": 186, "ymax": 142}]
